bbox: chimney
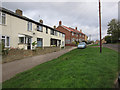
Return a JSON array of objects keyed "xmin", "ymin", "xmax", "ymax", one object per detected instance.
[
  {"xmin": 54, "ymin": 25, "xmax": 56, "ymax": 29},
  {"xmin": 16, "ymin": 9, "xmax": 23, "ymax": 16},
  {"xmin": 39, "ymin": 19, "xmax": 43, "ymax": 24},
  {"xmin": 59, "ymin": 21, "xmax": 62, "ymax": 26},
  {"xmin": 75, "ymin": 27, "xmax": 77, "ymax": 30},
  {"xmin": 80, "ymin": 29, "xmax": 82, "ymax": 33}
]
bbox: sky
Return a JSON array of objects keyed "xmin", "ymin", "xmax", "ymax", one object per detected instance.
[{"xmin": 1, "ymin": 0, "xmax": 119, "ymax": 41}]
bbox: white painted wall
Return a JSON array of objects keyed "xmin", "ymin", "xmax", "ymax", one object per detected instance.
[{"xmin": 0, "ymin": 13, "xmax": 65, "ymax": 49}]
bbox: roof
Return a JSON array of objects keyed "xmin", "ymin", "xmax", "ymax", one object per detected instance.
[
  {"xmin": 0, "ymin": 7, "xmax": 65, "ymax": 34},
  {"xmin": 62, "ymin": 25, "xmax": 85, "ymax": 35}
]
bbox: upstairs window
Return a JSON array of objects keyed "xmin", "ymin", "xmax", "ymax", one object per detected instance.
[
  {"xmin": 37, "ymin": 25, "xmax": 43, "ymax": 32},
  {"xmin": 46, "ymin": 27, "xmax": 48, "ymax": 34},
  {"xmin": 59, "ymin": 32, "xmax": 61, "ymax": 36},
  {"xmin": 62, "ymin": 34, "xmax": 65, "ymax": 37},
  {"xmin": 0, "ymin": 12, "xmax": 6, "ymax": 25},
  {"xmin": 51, "ymin": 29, "xmax": 54, "ymax": 35},
  {"xmin": 72, "ymin": 32, "xmax": 74, "ymax": 36},
  {"xmin": 55, "ymin": 31, "xmax": 57, "ymax": 36},
  {"xmin": 27, "ymin": 22, "xmax": 32, "ymax": 31}
]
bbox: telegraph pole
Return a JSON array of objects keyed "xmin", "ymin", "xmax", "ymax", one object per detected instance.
[{"xmin": 99, "ymin": 0, "xmax": 102, "ymax": 53}]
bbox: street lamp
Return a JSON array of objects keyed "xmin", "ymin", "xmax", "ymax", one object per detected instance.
[{"xmin": 99, "ymin": 0, "xmax": 102, "ymax": 53}]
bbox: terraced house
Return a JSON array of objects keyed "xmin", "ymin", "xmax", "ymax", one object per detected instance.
[
  {"xmin": 56, "ymin": 21, "xmax": 87, "ymax": 46},
  {"xmin": 0, "ymin": 7, "xmax": 65, "ymax": 50}
]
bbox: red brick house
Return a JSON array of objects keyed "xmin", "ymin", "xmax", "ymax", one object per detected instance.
[{"xmin": 56, "ymin": 21, "xmax": 86, "ymax": 46}]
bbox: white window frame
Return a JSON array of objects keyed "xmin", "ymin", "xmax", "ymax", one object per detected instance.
[
  {"xmin": 72, "ymin": 32, "xmax": 74, "ymax": 36},
  {"xmin": 37, "ymin": 25, "xmax": 43, "ymax": 32},
  {"xmin": 62, "ymin": 34, "xmax": 65, "ymax": 38},
  {"xmin": 46, "ymin": 27, "xmax": 48, "ymax": 34},
  {"xmin": 55, "ymin": 31, "xmax": 57, "ymax": 36},
  {"xmin": 0, "ymin": 12, "xmax": 6, "ymax": 25},
  {"xmin": 59, "ymin": 32, "xmax": 61, "ymax": 36},
  {"xmin": 27, "ymin": 22, "xmax": 32, "ymax": 31},
  {"xmin": 1, "ymin": 36, "xmax": 10, "ymax": 47}
]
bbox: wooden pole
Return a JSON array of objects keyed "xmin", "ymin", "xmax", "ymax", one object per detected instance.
[{"xmin": 99, "ymin": 0, "xmax": 102, "ymax": 53}]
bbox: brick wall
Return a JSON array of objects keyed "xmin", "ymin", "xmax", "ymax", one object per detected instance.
[
  {"xmin": 2, "ymin": 47, "xmax": 61, "ymax": 63},
  {"xmin": 56, "ymin": 26, "xmax": 71, "ymax": 44},
  {"xmin": 56, "ymin": 26, "xmax": 85, "ymax": 46}
]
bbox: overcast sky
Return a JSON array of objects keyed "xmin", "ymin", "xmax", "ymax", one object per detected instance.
[{"xmin": 2, "ymin": 1, "xmax": 119, "ymax": 41}]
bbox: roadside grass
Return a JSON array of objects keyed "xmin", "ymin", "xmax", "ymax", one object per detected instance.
[{"xmin": 3, "ymin": 46, "xmax": 118, "ymax": 88}]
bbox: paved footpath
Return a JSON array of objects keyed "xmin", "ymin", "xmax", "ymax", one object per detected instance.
[
  {"xmin": 2, "ymin": 47, "xmax": 77, "ymax": 82},
  {"xmin": 103, "ymin": 44, "xmax": 120, "ymax": 52}
]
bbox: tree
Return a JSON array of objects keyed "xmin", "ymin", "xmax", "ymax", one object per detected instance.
[
  {"xmin": 104, "ymin": 36, "xmax": 111, "ymax": 43},
  {"xmin": 107, "ymin": 19, "xmax": 120, "ymax": 43}
]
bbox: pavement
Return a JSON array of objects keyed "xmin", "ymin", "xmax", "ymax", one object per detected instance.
[
  {"xmin": 2, "ymin": 47, "xmax": 77, "ymax": 82},
  {"xmin": 103, "ymin": 44, "xmax": 120, "ymax": 52}
]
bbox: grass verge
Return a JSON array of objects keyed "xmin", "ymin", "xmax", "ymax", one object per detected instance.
[{"xmin": 3, "ymin": 46, "xmax": 118, "ymax": 88}]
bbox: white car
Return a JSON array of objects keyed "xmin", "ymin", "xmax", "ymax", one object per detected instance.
[{"xmin": 78, "ymin": 42, "xmax": 87, "ymax": 49}]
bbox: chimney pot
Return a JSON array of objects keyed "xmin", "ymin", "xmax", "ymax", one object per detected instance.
[
  {"xmin": 75, "ymin": 27, "xmax": 77, "ymax": 30},
  {"xmin": 59, "ymin": 21, "xmax": 62, "ymax": 26},
  {"xmin": 54, "ymin": 25, "xmax": 56, "ymax": 29},
  {"xmin": 80, "ymin": 29, "xmax": 82, "ymax": 33},
  {"xmin": 16, "ymin": 9, "xmax": 23, "ymax": 16},
  {"xmin": 39, "ymin": 19, "xmax": 43, "ymax": 24}
]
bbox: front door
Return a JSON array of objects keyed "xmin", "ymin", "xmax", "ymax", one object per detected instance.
[{"xmin": 27, "ymin": 37, "xmax": 31, "ymax": 50}]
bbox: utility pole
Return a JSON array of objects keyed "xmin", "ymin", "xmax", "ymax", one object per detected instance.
[{"xmin": 99, "ymin": 0, "xmax": 102, "ymax": 53}]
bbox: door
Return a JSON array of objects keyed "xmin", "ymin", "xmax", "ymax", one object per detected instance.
[{"xmin": 27, "ymin": 37, "xmax": 31, "ymax": 50}]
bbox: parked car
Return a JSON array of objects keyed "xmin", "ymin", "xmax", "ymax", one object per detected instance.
[{"xmin": 77, "ymin": 42, "xmax": 87, "ymax": 49}]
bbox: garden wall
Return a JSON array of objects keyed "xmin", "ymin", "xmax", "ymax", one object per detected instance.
[{"xmin": 2, "ymin": 47, "xmax": 61, "ymax": 63}]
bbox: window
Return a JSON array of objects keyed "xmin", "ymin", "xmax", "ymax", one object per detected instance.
[
  {"xmin": 6, "ymin": 37, "xmax": 9, "ymax": 46},
  {"xmin": 76, "ymin": 34, "xmax": 78, "ymax": 37},
  {"xmin": 72, "ymin": 32, "xmax": 74, "ymax": 36},
  {"xmin": 0, "ymin": 12, "xmax": 6, "ymax": 25},
  {"xmin": 1, "ymin": 36, "xmax": 10, "ymax": 47},
  {"xmin": 51, "ymin": 29, "xmax": 54, "ymax": 35},
  {"xmin": 59, "ymin": 32, "xmax": 61, "ymax": 36},
  {"xmin": 37, "ymin": 38, "xmax": 43, "ymax": 47},
  {"xmin": 46, "ymin": 27, "xmax": 48, "ymax": 34},
  {"xmin": 82, "ymin": 35, "xmax": 84, "ymax": 37},
  {"xmin": 80, "ymin": 34, "xmax": 81, "ymax": 37},
  {"xmin": 37, "ymin": 25, "xmax": 43, "ymax": 32},
  {"xmin": 62, "ymin": 41, "xmax": 64, "ymax": 46},
  {"xmin": 19, "ymin": 37, "xmax": 24, "ymax": 44},
  {"xmin": 62, "ymin": 34, "xmax": 65, "ymax": 37},
  {"xmin": 27, "ymin": 22, "xmax": 32, "ymax": 31},
  {"xmin": 72, "ymin": 38, "xmax": 75, "ymax": 42},
  {"xmin": 55, "ymin": 31, "xmax": 57, "ymax": 36}
]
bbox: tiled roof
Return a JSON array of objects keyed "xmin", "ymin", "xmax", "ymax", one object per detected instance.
[{"xmin": 62, "ymin": 25, "xmax": 85, "ymax": 35}]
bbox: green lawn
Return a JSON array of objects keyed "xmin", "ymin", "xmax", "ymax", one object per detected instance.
[{"xmin": 3, "ymin": 46, "xmax": 119, "ymax": 88}]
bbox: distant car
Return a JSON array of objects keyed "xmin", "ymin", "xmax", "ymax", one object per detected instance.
[{"xmin": 77, "ymin": 42, "xmax": 87, "ymax": 49}]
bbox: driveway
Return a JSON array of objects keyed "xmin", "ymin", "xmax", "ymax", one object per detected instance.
[
  {"xmin": 103, "ymin": 44, "xmax": 120, "ymax": 52},
  {"xmin": 2, "ymin": 47, "xmax": 77, "ymax": 82}
]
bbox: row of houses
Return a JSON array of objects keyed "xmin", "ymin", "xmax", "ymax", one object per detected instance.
[
  {"xmin": 0, "ymin": 7, "xmax": 87, "ymax": 50},
  {"xmin": 56, "ymin": 21, "xmax": 87, "ymax": 46}
]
